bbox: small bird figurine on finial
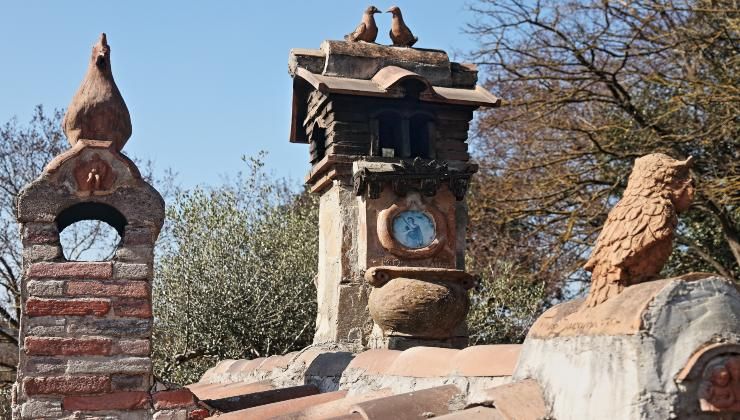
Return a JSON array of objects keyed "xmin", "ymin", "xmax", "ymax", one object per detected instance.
[
  {"xmin": 345, "ymin": 6, "xmax": 382, "ymax": 43},
  {"xmin": 583, "ymin": 153, "xmax": 695, "ymax": 307},
  {"xmin": 387, "ymin": 6, "xmax": 418, "ymax": 47},
  {"xmin": 63, "ymin": 33, "xmax": 132, "ymax": 151}
]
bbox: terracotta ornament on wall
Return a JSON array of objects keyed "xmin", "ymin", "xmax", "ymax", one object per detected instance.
[
  {"xmin": 699, "ymin": 356, "xmax": 740, "ymax": 412},
  {"xmin": 583, "ymin": 153, "xmax": 695, "ymax": 307},
  {"xmin": 73, "ymin": 153, "xmax": 116, "ymax": 194},
  {"xmin": 377, "ymin": 196, "xmax": 448, "ymax": 259}
]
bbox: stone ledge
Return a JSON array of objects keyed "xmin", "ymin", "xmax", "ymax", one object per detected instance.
[{"xmin": 528, "ymin": 273, "xmax": 734, "ymax": 338}]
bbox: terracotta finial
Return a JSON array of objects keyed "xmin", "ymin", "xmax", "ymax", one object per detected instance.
[
  {"xmin": 583, "ymin": 153, "xmax": 695, "ymax": 307},
  {"xmin": 63, "ymin": 33, "xmax": 132, "ymax": 151},
  {"xmin": 345, "ymin": 6, "xmax": 382, "ymax": 43},
  {"xmin": 387, "ymin": 6, "xmax": 418, "ymax": 47}
]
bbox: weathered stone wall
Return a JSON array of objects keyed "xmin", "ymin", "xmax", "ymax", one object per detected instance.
[{"xmin": 314, "ymin": 182, "xmax": 372, "ymax": 346}]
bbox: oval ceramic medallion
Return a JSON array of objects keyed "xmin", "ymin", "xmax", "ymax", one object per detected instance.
[{"xmin": 391, "ymin": 210, "xmax": 436, "ymax": 249}]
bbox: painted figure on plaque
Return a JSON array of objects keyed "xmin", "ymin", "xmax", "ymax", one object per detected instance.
[{"xmin": 392, "ymin": 210, "xmax": 435, "ymax": 249}]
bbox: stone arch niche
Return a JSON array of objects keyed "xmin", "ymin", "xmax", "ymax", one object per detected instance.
[{"xmin": 16, "ymin": 140, "xmax": 164, "ymax": 265}]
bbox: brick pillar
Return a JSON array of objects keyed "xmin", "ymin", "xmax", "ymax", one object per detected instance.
[
  {"xmin": 11, "ymin": 140, "xmax": 167, "ymax": 419},
  {"xmin": 12, "ymin": 34, "xmax": 210, "ymax": 420}
]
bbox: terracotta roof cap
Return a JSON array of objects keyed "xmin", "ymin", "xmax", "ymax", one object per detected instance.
[
  {"xmin": 371, "ymin": 66, "xmax": 432, "ymax": 91},
  {"xmin": 344, "ymin": 349, "xmax": 402, "ymax": 375},
  {"xmin": 387, "ymin": 347, "xmax": 459, "ymax": 377},
  {"xmin": 481, "ymin": 379, "xmax": 547, "ymax": 420},
  {"xmin": 451, "ymin": 344, "xmax": 521, "ymax": 377},
  {"xmin": 213, "ymin": 390, "xmax": 347, "ymax": 420},
  {"xmin": 349, "ymin": 384, "xmax": 463, "ymax": 420}
]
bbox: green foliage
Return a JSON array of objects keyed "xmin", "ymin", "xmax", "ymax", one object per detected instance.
[
  {"xmin": 468, "ymin": 261, "xmax": 547, "ymax": 345},
  {"xmin": 152, "ymin": 155, "xmax": 319, "ymax": 385}
]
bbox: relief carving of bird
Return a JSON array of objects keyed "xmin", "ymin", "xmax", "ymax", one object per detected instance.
[
  {"xmin": 583, "ymin": 153, "xmax": 695, "ymax": 307},
  {"xmin": 345, "ymin": 6, "xmax": 382, "ymax": 43},
  {"xmin": 63, "ymin": 33, "xmax": 132, "ymax": 151},
  {"xmin": 387, "ymin": 6, "xmax": 418, "ymax": 47}
]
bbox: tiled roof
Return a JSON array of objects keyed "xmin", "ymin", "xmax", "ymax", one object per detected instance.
[
  {"xmin": 294, "ymin": 67, "xmax": 501, "ymax": 108},
  {"xmin": 188, "ymin": 344, "xmax": 546, "ymax": 419}
]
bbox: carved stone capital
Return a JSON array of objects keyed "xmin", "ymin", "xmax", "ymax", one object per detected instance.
[{"xmin": 353, "ymin": 157, "xmax": 477, "ymax": 201}]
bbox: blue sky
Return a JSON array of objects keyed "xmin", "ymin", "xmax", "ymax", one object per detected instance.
[{"xmin": 0, "ymin": 1, "xmax": 481, "ymax": 188}]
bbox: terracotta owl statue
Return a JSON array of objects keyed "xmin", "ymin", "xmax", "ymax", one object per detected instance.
[{"xmin": 583, "ymin": 153, "xmax": 695, "ymax": 307}]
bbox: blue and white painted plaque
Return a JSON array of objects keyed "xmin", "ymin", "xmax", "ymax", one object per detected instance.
[{"xmin": 392, "ymin": 211, "xmax": 436, "ymax": 249}]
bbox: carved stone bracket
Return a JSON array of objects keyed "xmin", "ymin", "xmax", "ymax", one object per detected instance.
[{"xmin": 353, "ymin": 157, "xmax": 478, "ymax": 200}]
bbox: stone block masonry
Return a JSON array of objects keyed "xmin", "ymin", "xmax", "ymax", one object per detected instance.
[{"xmin": 12, "ymin": 34, "xmax": 212, "ymax": 419}]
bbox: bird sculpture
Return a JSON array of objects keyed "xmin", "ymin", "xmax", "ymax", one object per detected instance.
[
  {"xmin": 63, "ymin": 33, "xmax": 132, "ymax": 151},
  {"xmin": 387, "ymin": 6, "xmax": 418, "ymax": 47},
  {"xmin": 345, "ymin": 6, "xmax": 382, "ymax": 43},
  {"xmin": 583, "ymin": 153, "xmax": 695, "ymax": 307}
]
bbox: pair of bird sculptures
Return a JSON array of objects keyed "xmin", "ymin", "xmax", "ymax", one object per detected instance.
[{"xmin": 345, "ymin": 6, "xmax": 417, "ymax": 47}]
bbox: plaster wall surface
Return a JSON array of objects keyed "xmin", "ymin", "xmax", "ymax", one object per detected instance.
[{"xmin": 513, "ymin": 275, "xmax": 740, "ymax": 420}]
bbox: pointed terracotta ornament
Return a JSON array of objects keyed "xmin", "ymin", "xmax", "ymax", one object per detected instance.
[{"xmin": 63, "ymin": 33, "xmax": 132, "ymax": 151}]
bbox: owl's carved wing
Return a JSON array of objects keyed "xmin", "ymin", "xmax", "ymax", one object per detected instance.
[{"xmin": 585, "ymin": 195, "xmax": 676, "ymax": 272}]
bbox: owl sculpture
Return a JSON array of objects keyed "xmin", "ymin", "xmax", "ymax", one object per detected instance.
[{"xmin": 583, "ymin": 153, "xmax": 695, "ymax": 307}]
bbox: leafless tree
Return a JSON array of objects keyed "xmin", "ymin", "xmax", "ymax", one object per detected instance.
[{"xmin": 466, "ymin": 0, "xmax": 739, "ymax": 296}]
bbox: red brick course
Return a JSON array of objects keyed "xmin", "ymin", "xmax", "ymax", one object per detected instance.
[
  {"xmin": 26, "ymin": 297, "xmax": 110, "ymax": 317},
  {"xmin": 28, "ymin": 262, "xmax": 113, "ymax": 279},
  {"xmin": 113, "ymin": 299, "xmax": 152, "ymax": 318},
  {"xmin": 63, "ymin": 391, "xmax": 151, "ymax": 411},
  {"xmin": 189, "ymin": 408, "xmax": 210, "ymax": 419},
  {"xmin": 153, "ymin": 389, "xmax": 197, "ymax": 409},
  {"xmin": 25, "ymin": 337, "xmax": 112, "ymax": 356},
  {"xmin": 66, "ymin": 281, "xmax": 149, "ymax": 298},
  {"xmin": 24, "ymin": 375, "xmax": 111, "ymax": 395}
]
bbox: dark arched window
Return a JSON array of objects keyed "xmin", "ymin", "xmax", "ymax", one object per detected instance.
[{"xmin": 310, "ymin": 123, "xmax": 326, "ymax": 163}]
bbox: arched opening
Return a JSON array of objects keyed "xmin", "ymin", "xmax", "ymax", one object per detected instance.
[
  {"xmin": 56, "ymin": 203, "xmax": 126, "ymax": 262},
  {"xmin": 310, "ymin": 123, "xmax": 326, "ymax": 164}
]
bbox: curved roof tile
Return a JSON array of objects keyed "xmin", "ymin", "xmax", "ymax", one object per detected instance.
[
  {"xmin": 387, "ymin": 347, "xmax": 459, "ymax": 377},
  {"xmin": 370, "ymin": 66, "xmax": 433, "ymax": 92},
  {"xmin": 344, "ymin": 349, "xmax": 402, "ymax": 375},
  {"xmin": 451, "ymin": 344, "xmax": 521, "ymax": 377}
]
